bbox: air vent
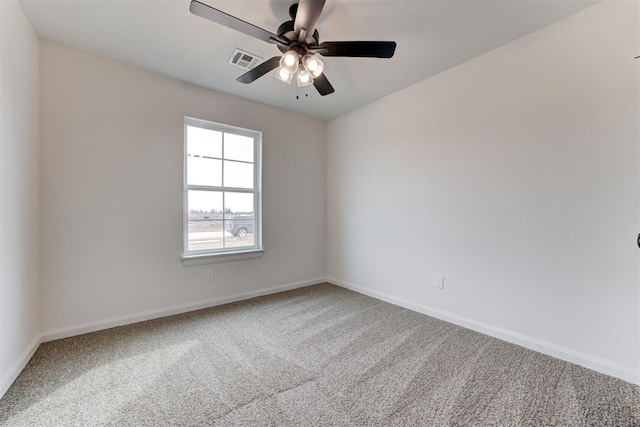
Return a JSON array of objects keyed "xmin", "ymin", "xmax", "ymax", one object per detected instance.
[{"xmin": 228, "ymin": 48, "xmax": 262, "ymax": 70}]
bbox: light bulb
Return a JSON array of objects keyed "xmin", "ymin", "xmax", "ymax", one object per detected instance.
[
  {"xmin": 279, "ymin": 51, "xmax": 299, "ymax": 74},
  {"xmin": 302, "ymin": 54, "xmax": 324, "ymax": 78},
  {"xmin": 284, "ymin": 53, "xmax": 296, "ymax": 67},
  {"xmin": 274, "ymin": 66, "xmax": 293, "ymax": 84},
  {"xmin": 297, "ymin": 69, "xmax": 313, "ymax": 87}
]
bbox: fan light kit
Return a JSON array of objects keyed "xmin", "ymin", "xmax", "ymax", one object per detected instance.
[
  {"xmin": 275, "ymin": 51, "xmax": 324, "ymax": 87},
  {"xmin": 190, "ymin": 0, "xmax": 397, "ymax": 96}
]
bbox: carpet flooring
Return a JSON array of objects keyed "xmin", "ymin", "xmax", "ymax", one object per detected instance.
[{"xmin": 1, "ymin": 283, "xmax": 638, "ymax": 426}]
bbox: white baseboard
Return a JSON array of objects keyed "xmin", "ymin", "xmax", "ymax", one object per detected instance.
[
  {"xmin": 41, "ymin": 277, "xmax": 325, "ymax": 342},
  {"xmin": 0, "ymin": 334, "xmax": 41, "ymax": 399},
  {"xmin": 327, "ymin": 276, "xmax": 639, "ymax": 385}
]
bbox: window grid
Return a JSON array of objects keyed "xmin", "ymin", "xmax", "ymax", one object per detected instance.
[{"xmin": 183, "ymin": 117, "xmax": 262, "ymax": 257}]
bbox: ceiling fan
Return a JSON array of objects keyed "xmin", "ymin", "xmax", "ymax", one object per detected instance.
[{"xmin": 189, "ymin": 0, "xmax": 397, "ymax": 96}]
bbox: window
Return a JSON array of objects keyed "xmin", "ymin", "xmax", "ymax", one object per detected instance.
[{"xmin": 183, "ymin": 117, "xmax": 262, "ymax": 261}]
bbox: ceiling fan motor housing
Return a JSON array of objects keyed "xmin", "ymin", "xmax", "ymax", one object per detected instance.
[{"xmin": 276, "ymin": 20, "xmax": 320, "ymax": 52}]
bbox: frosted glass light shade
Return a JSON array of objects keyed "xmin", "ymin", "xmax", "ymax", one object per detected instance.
[
  {"xmin": 296, "ymin": 69, "xmax": 313, "ymax": 87},
  {"xmin": 280, "ymin": 51, "xmax": 299, "ymax": 74},
  {"xmin": 274, "ymin": 66, "xmax": 293, "ymax": 84},
  {"xmin": 302, "ymin": 54, "xmax": 324, "ymax": 78}
]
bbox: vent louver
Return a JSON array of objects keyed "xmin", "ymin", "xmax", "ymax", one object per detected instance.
[{"xmin": 228, "ymin": 49, "xmax": 262, "ymax": 70}]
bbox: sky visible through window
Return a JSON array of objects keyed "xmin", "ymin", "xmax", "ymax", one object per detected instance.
[{"xmin": 186, "ymin": 126, "xmax": 254, "ymax": 214}]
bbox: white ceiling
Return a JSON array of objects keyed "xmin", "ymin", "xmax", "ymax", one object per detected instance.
[{"xmin": 20, "ymin": 0, "xmax": 596, "ymax": 121}]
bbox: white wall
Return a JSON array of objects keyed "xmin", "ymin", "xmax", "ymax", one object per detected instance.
[
  {"xmin": 0, "ymin": 0, "xmax": 41, "ymax": 396},
  {"xmin": 327, "ymin": 1, "xmax": 639, "ymax": 383},
  {"xmin": 39, "ymin": 42, "xmax": 326, "ymax": 335}
]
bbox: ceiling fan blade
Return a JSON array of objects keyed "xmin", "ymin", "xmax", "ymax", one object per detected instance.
[
  {"xmin": 315, "ymin": 41, "xmax": 397, "ymax": 58},
  {"xmin": 236, "ymin": 56, "xmax": 281, "ymax": 84},
  {"xmin": 294, "ymin": 0, "xmax": 326, "ymax": 37},
  {"xmin": 190, "ymin": 0, "xmax": 286, "ymax": 45},
  {"xmin": 313, "ymin": 73, "xmax": 335, "ymax": 96}
]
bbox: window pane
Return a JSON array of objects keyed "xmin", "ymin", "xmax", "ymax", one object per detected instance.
[
  {"xmin": 224, "ymin": 160, "xmax": 253, "ymax": 189},
  {"xmin": 224, "ymin": 133, "xmax": 253, "ymax": 163},
  {"xmin": 224, "ymin": 192, "xmax": 255, "ymax": 249},
  {"xmin": 188, "ymin": 191, "xmax": 224, "ymax": 251},
  {"xmin": 187, "ymin": 157, "xmax": 222, "ymax": 187},
  {"xmin": 187, "ymin": 126, "xmax": 222, "ymax": 158},
  {"xmin": 225, "ymin": 220, "xmax": 254, "ymax": 248},
  {"xmin": 224, "ymin": 192, "xmax": 254, "ymax": 217}
]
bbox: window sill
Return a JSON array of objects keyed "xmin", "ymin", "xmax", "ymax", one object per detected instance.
[{"xmin": 181, "ymin": 249, "xmax": 265, "ymax": 266}]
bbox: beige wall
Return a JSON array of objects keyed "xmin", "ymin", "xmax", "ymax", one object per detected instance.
[
  {"xmin": 39, "ymin": 42, "xmax": 326, "ymax": 334},
  {"xmin": 0, "ymin": 0, "xmax": 41, "ymax": 395},
  {"xmin": 327, "ymin": 1, "xmax": 639, "ymax": 382}
]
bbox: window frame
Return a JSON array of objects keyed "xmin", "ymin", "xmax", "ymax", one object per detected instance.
[{"xmin": 182, "ymin": 116, "xmax": 263, "ymax": 263}]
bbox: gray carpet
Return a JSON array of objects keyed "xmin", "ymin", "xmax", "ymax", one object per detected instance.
[{"xmin": 1, "ymin": 283, "xmax": 638, "ymax": 426}]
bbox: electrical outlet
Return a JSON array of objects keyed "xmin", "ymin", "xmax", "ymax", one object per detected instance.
[
  {"xmin": 435, "ymin": 275, "xmax": 445, "ymax": 289},
  {"xmin": 206, "ymin": 269, "xmax": 214, "ymax": 281}
]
